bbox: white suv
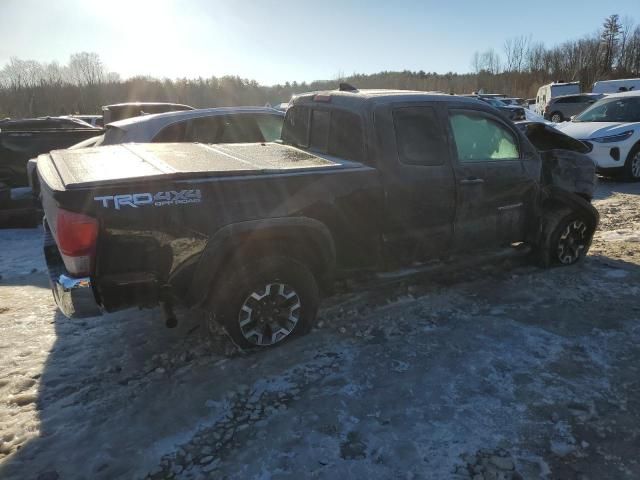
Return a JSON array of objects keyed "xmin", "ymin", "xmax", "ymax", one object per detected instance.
[{"xmin": 557, "ymin": 91, "xmax": 640, "ymax": 180}]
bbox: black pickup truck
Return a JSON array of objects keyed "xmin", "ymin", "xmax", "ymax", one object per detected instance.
[{"xmin": 37, "ymin": 88, "xmax": 599, "ymax": 349}]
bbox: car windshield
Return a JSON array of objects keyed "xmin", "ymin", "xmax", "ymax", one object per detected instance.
[{"xmin": 574, "ymin": 96, "xmax": 640, "ymax": 122}]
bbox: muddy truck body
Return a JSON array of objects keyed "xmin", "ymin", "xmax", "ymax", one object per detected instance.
[{"xmin": 37, "ymin": 89, "xmax": 599, "ymax": 348}]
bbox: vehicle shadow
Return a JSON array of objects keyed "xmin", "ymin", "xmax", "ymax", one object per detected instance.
[{"xmin": 0, "ymin": 302, "xmax": 235, "ymax": 479}]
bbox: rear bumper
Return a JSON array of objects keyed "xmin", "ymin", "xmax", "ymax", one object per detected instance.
[
  {"xmin": 44, "ymin": 224, "xmax": 102, "ymax": 318},
  {"xmin": 51, "ymin": 274, "xmax": 102, "ymax": 318}
]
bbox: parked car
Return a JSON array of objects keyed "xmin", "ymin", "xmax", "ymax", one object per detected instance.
[
  {"xmin": 28, "ymin": 107, "xmax": 284, "ymax": 198},
  {"xmin": 0, "ymin": 116, "xmax": 94, "ymax": 130},
  {"xmin": 69, "ymin": 107, "xmax": 284, "ymax": 149},
  {"xmin": 501, "ymin": 97, "xmax": 526, "ymax": 107},
  {"xmin": 1, "ymin": 120, "xmax": 101, "ymax": 187},
  {"xmin": 592, "ymin": 78, "xmax": 640, "ymax": 94},
  {"xmin": 535, "ymin": 82, "xmax": 581, "ymax": 116},
  {"xmin": 36, "ymin": 87, "xmax": 598, "ymax": 349},
  {"xmin": 556, "ymin": 91, "xmax": 640, "ymax": 180},
  {"xmin": 65, "ymin": 115, "xmax": 103, "ymax": 128},
  {"xmin": 477, "ymin": 97, "xmax": 526, "ymax": 121},
  {"xmin": 543, "ymin": 93, "xmax": 604, "ymax": 123},
  {"xmin": 102, "ymin": 102, "xmax": 194, "ymax": 124}
]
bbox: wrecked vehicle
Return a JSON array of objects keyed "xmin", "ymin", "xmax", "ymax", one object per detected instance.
[{"xmin": 36, "ymin": 87, "xmax": 599, "ymax": 348}]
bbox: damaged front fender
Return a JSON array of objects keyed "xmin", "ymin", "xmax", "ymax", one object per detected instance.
[{"xmin": 541, "ymin": 149, "xmax": 597, "ymax": 201}]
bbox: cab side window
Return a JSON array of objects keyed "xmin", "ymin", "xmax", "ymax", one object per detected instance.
[
  {"xmin": 393, "ymin": 107, "xmax": 446, "ymax": 166},
  {"xmin": 449, "ymin": 111, "xmax": 519, "ymax": 162}
]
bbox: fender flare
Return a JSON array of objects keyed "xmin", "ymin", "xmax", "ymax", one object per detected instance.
[{"xmin": 186, "ymin": 216, "xmax": 336, "ymax": 307}]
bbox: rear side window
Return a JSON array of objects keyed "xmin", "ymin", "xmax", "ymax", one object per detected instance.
[
  {"xmin": 449, "ymin": 111, "xmax": 519, "ymax": 162},
  {"xmin": 282, "ymin": 106, "xmax": 310, "ymax": 147},
  {"xmin": 310, "ymin": 110, "xmax": 330, "ymax": 151},
  {"xmin": 392, "ymin": 107, "xmax": 446, "ymax": 166},
  {"xmin": 284, "ymin": 106, "xmax": 364, "ymax": 162}
]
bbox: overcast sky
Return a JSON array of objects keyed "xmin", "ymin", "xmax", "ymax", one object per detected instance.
[{"xmin": 0, "ymin": 0, "xmax": 638, "ymax": 85}]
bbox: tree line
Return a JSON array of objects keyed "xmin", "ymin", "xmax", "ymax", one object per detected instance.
[{"xmin": 1, "ymin": 14, "xmax": 639, "ymax": 119}]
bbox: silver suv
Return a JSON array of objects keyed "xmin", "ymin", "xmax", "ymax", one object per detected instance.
[{"xmin": 544, "ymin": 93, "xmax": 604, "ymax": 123}]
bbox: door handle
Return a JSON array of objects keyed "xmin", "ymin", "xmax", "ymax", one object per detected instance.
[{"xmin": 460, "ymin": 177, "xmax": 485, "ymax": 185}]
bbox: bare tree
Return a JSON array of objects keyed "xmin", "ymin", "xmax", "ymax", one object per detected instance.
[
  {"xmin": 601, "ymin": 14, "xmax": 622, "ymax": 72},
  {"xmin": 504, "ymin": 36, "xmax": 530, "ymax": 72},
  {"xmin": 68, "ymin": 52, "xmax": 104, "ymax": 86}
]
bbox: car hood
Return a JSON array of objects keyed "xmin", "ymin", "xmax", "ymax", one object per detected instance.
[{"xmin": 556, "ymin": 121, "xmax": 637, "ymax": 140}]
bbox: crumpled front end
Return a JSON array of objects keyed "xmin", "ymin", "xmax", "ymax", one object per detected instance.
[{"xmin": 540, "ymin": 149, "xmax": 597, "ymax": 200}]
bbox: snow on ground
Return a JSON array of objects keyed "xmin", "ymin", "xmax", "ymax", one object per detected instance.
[
  {"xmin": 0, "ymin": 227, "xmax": 44, "ymax": 278},
  {"xmin": 1, "ymin": 180, "xmax": 640, "ymax": 479}
]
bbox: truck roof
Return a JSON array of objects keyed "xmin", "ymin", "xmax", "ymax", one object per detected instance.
[{"xmin": 290, "ymin": 88, "xmax": 480, "ymax": 111}]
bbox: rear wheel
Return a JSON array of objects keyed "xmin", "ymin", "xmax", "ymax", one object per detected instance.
[
  {"xmin": 550, "ymin": 111, "xmax": 564, "ymax": 123},
  {"xmin": 207, "ymin": 255, "xmax": 319, "ymax": 349},
  {"xmin": 623, "ymin": 144, "xmax": 640, "ymax": 181}
]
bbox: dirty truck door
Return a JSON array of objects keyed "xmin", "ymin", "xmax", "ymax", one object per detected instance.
[
  {"xmin": 376, "ymin": 104, "xmax": 456, "ymax": 262},
  {"xmin": 447, "ymin": 108, "xmax": 535, "ymax": 249}
]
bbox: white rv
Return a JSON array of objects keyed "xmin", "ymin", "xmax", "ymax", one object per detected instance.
[
  {"xmin": 592, "ymin": 78, "xmax": 640, "ymax": 94},
  {"xmin": 535, "ymin": 82, "xmax": 581, "ymax": 115}
]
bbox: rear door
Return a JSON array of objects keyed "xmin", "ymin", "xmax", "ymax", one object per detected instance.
[
  {"xmin": 376, "ymin": 103, "xmax": 456, "ymax": 263},
  {"xmin": 447, "ymin": 107, "xmax": 536, "ymax": 250}
]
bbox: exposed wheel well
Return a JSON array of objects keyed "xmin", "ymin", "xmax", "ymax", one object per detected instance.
[
  {"xmin": 204, "ymin": 227, "xmax": 336, "ymax": 304},
  {"xmin": 221, "ymin": 229, "xmax": 333, "ymax": 277}
]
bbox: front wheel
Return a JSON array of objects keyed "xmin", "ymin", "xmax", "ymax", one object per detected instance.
[
  {"xmin": 550, "ymin": 111, "xmax": 564, "ymax": 123},
  {"xmin": 536, "ymin": 209, "xmax": 592, "ymax": 267},
  {"xmin": 207, "ymin": 256, "xmax": 319, "ymax": 349},
  {"xmin": 623, "ymin": 144, "xmax": 640, "ymax": 182}
]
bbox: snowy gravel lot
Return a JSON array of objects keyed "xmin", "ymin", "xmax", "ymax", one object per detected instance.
[{"xmin": 1, "ymin": 179, "xmax": 640, "ymax": 479}]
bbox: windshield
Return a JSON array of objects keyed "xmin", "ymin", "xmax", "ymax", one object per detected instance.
[{"xmin": 574, "ymin": 96, "xmax": 640, "ymax": 123}]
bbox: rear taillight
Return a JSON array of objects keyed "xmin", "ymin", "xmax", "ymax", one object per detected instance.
[
  {"xmin": 56, "ymin": 209, "xmax": 98, "ymax": 276},
  {"xmin": 544, "ymin": 105, "xmax": 550, "ymax": 113}
]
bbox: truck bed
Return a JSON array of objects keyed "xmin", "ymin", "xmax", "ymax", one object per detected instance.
[{"xmin": 39, "ymin": 142, "xmax": 360, "ymax": 190}]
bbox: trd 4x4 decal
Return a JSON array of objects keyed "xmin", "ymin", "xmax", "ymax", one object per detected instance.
[{"xmin": 94, "ymin": 190, "xmax": 202, "ymax": 209}]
